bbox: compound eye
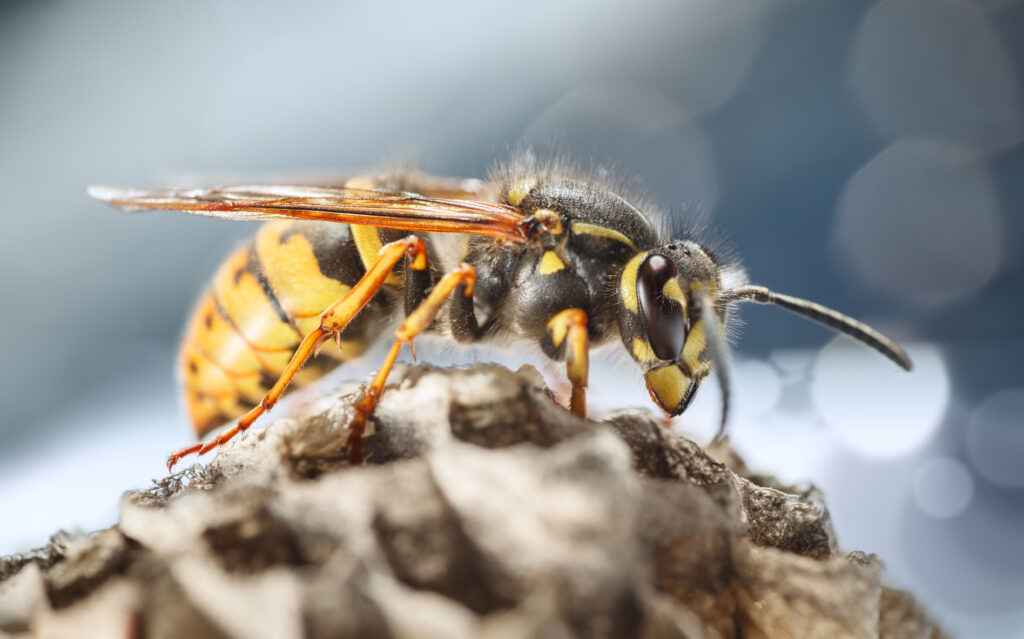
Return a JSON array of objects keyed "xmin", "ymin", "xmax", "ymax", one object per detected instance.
[{"xmin": 637, "ymin": 253, "xmax": 687, "ymax": 361}]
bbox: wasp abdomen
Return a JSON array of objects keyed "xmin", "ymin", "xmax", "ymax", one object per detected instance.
[{"xmin": 180, "ymin": 220, "xmax": 399, "ymax": 436}]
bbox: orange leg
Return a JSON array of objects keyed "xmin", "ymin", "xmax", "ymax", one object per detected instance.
[
  {"xmin": 346, "ymin": 263, "xmax": 476, "ymax": 463},
  {"xmin": 166, "ymin": 235, "xmax": 428, "ymax": 471},
  {"xmin": 546, "ymin": 309, "xmax": 589, "ymax": 418}
]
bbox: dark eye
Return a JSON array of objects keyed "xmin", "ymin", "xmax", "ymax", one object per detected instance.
[{"xmin": 637, "ymin": 254, "xmax": 686, "ymax": 360}]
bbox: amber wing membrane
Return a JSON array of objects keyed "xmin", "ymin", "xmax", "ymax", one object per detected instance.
[
  {"xmin": 87, "ymin": 183, "xmax": 529, "ymax": 242},
  {"xmin": 88, "ymin": 179, "xmax": 528, "ymax": 437}
]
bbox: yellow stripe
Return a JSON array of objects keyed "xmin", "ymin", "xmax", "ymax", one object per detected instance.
[
  {"xmin": 255, "ymin": 220, "xmax": 353, "ymax": 318},
  {"xmin": 507, "ymin": 178, "xmax": 536, "ymax": 206},
  {"xmin": 184, "ymin": 390, "xmax": 222, "ymax": 437},
  {"xmin": 632, "ymin": 337, "xmax": 656, "ymax": 362},
  {"xmin": 549, "ymin": 320, "xmax": 567, "ymax": 348},
  {"xmin": 619, "ymin": 252, "xmax": 646, "ymax": 314},
  {"xmin": 351, "ymin": 224, "xmax": 402, "ymax": 286},
  {"xmin": 682, "ymin": 280, "xmax": 719, "ymax": 376},
  {"xmin": 182, "ymin": 346, "xmax": 232, "ymax": 398},
  {"xmin": 188, "ymin": 293, "xmax": 264, "ymax": 376},
  {"xmin": 213, "ymin": 249, "xmax": 301, "ymax": 353},
  {"xmin": 662, "ymin": 278, "xmax": 686, "ymax": 305},
  {"xmin": 539, "ymin": 250, "xmax": 566, "ymax": 275},
  {"xmin": 351, "ymin": 223, "xmax": 383, "ymax": 271},
  {"xmin": 345, "ymin": 176, "xmax": 402, "ymax": 287},
  {"xmin": 571, "ymin": 222, "xmax": 637, "ymax": 250},
  {"xmin": 681, "ymin": 321, "xmax": 712, "ymax": 376},
  {"xmin": 535, "ymin": 208, "xmax": 563, "ymax": 235}
]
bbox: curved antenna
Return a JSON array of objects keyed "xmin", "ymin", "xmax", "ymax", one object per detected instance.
[
  {"xmin": 721, "ymin": 285, "xmax": 913, "ymax": 371},
  {"xmin": 693, "ymin": 290, "xmax": 731, "ymax": 445}
]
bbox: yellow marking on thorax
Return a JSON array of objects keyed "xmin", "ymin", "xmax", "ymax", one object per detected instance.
[
  {"xmin": 539, "ymin": 250, "xmax": 566, "ymax": 275},
  {"xmin": 619, "ymin": 252, "xmax": 646, "ymax": 314},
  {"xmin": 571, "ymin": 222, "xmax": 638, "ymax": 251},
  {"xmin": 534, "ymin": 208, "xmax": 563, "ymax": 235},
  {"xmin": 350, "ymin": 223, "xmax": 401, "ymax": 286},
  {"xmin": 345, "ymin": 177, "xmax": 402, "ymax": 286},
  {"xmin": 632, "ymin": 337, "xmax": 656, "ymax": 362},
  {"xmin": 350, "ymin": 224, "xmax": 402, "ymax": 286},
  {"xmin": 256, "ymin": 221, "xmax": 353, "ymax": 319},
  {"xmin": 548, "ymin": 315, "xmax": 568, "ymax": 347},
  {"xmin": 644, "ymin": 365, "xmax": 691, "ymax": 412},
  {"xmin": 213, "ymin": 249, "xmax": 301, "ymax": 366},
  {"xmin": 506, "ymin": 178, "xmax": 537, "ymax": 206}
]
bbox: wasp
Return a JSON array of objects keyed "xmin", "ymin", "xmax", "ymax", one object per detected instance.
[{"xmin": 89, "ymin": 159, "xmax": 912, "ymax": 470}]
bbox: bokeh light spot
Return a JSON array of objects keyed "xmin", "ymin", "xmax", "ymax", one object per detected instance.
[
  {"xmin": 912, "ymin": 457, "xmax": 974, "ymax": 519},
  {"xmin": 967, "ymin": 389, "xmax": 1024, "ymax": 489},
  {"xmin": 850, "ymin": 0, "xmax": 1024, "ymax": 153},
  {"xmin": 834, "ymin": 139, "xmax": 1003, "ymax": 306},
  {"xmin": 733, "ymin": 359, "xmax": 782, "ymax": 418},
  {"xmin": 811, "ymin": 340, "xmax": 949, "ymax": 458}
]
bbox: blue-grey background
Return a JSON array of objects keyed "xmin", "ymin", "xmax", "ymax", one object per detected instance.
[{"xmin": 1, "ymin": 0, "xmax": 1021, "ymax": 635}]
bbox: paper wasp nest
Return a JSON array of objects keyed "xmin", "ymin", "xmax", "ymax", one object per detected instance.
[{"xmin": 0, "ymin": 364, "xmax": 945, "ymax": 638}]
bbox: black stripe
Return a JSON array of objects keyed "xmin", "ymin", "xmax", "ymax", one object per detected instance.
[
  {"xmin": 244, "ymin": 244, "xmax": 303, "ymax": 335},
  {"xmin": 281, "ymin": 222, "xmax": 368, "ymax": 288}
]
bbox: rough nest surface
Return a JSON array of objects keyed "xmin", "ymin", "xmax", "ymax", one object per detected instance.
[{"xmin": 0, "ymin": 364, "xmax": 946, "ymax": 639}]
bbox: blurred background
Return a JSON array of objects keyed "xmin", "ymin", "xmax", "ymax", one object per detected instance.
[{"xmin": 1, "ymin": 0, "xmax": 1021, "ymax": 634}]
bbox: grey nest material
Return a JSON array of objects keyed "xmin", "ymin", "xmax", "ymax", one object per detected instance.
[{"xmin": 0, "ymin": 364, "xmax": 945, "ymax": 638}]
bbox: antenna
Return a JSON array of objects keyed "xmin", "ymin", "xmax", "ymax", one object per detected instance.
[{"xmin": 722, "ymin": 285, "xmax": 913, "ymax": 371}]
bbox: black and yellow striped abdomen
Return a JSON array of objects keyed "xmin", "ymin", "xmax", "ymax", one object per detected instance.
[{"xmin": 180, "ymin": 219, "xmax": 400, "ymax": 436}]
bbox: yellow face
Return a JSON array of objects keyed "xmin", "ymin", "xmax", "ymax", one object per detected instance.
[
  {"xmin": 618, "ymin": 246, "xmax": 722, "ymax": 416},
  {"xmin": 643, "ymin": 364, "xmax": 698, "ymax": 415}
]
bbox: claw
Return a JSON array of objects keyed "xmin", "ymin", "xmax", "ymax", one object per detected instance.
[
  {"xmin": 166, "ymin": 443, "xmax": 203, "ymax": 472},
  {"xmin": 313, "ymin": 331, "xmax": 333, "ymax": 358}
]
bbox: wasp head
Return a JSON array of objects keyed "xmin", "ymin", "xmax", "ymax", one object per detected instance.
[
  {"xmin": 616, "ymin": 241, "xmax": 726, "ymax": 417},
  {"xmin": 616, "ymin": 234, "xmax": 913, "ymax": 443}
]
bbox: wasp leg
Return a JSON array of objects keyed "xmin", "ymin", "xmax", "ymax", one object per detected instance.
[
  {"xmin": 166, "ymin": 235, "xmax": 429, "ymax": 471},
  {"xmin": 346, "ymin": 263, "xmax": 477, "ymax": 464},
  {"xmin": 545, "ymin": 309, "xmax": 589, "ymax": 418},
  {"xmin": 448, "ymin": 279, "xmax": 484, "ymax": 342}
]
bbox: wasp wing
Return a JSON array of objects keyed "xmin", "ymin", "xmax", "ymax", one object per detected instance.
[
  {"xmin": 88, "ymin": 183, "xmax": 527, "ymax": 242},
  {"xmin": 306, "ymin": 173, "xmax": 493, "ymax": 201},
  {"xmin": 147, "ymin": 171, "xmax": 495, "ymax": 201}
]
